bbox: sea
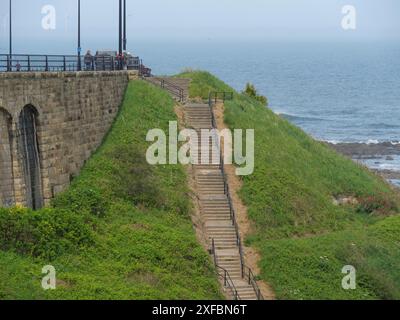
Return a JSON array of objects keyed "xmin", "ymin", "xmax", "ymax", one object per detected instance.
[{"xmin": 12, "ymin": 39, "xmax": 400, "ymax": 180}]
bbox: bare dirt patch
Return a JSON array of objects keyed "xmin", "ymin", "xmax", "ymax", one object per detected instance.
[
  {"xmin": 214, "ymin": 102, "xmax": 276, "ymax": 300},
  {"xmin": 127, "ymin": 271, "xmax": 160, "ymax": 287},
  {"xmin": 130, "ymin": 223, "xmax": 151, "ymax": 231},
  {"xmin": 56, "ymin": 279, "xmax": 73, "ymax": 289}
]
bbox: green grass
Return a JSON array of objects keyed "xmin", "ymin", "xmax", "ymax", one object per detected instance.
[
  {"xmin": 0, "ymin": 80, "xmax": 222, "ymax": 300},
  {"xmin": 179, "ymin": 70, "xmax": 400, "ymax": 300}
]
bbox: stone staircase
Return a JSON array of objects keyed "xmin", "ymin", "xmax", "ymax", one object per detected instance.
[
  {"xmin": 184, "ymin": 103, "xmax": 260, "ymax": 300},
  {"xmin": 146, "ymin": 76, "xmax": 262, "ymax": 300}
]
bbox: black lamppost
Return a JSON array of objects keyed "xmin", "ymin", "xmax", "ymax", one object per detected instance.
[
  {"xmin": 118, "ymin": 0, "xmax": 123, "ymax": 69},
  {"xmin": 9, "ymin": 0, "xmax": 12, "ymax": 71},
  {"xmin": 123, "ymin": 0, "xmax": 127, "ymax": 51},
  {"xmin": 77, "ymin": 0, "xmax": 81, "ymax": 71}
]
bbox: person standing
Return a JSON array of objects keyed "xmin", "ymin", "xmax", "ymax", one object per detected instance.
[{"xmin": 84, "ymin": 50, "xmax": 93, "ymax": 71}]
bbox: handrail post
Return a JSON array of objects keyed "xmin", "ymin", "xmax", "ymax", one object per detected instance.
[
  {"xmin": 28, "ymin": 56, "xmax": 31, "ymax": 72},
  {"xmin": 212, "ymin": 238, "xmax": 218, "ymax": 267},
  {"xmin": 45, "ymin": 55, "xmax": 49, "ymax": 71},
  {"xmin": 63, "ymin": 56, "xmax": 66, "ymax": 71},
  {"xmin": 224, "ymin": 270, "xmax": 227, "ymax": 287}
]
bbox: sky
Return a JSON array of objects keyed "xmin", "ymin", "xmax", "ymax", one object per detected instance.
[{"xmin": 0, "ymin": 0, "xmax": 399, "ymax": 53}]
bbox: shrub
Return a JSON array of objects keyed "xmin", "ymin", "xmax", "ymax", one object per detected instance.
[
  {"xmin": 51, "ymin": 188, "xmax": 108, "ymax": 218},
  {"xmin": 243, "ymin": 83, "xmax": 268, "ymax": 106},
  {"xmin": 0, "ymin": 207, "xmax": 94, "ymax": 259},
  {"xmin": 107, "ymin": 144, "xmax": 164, "ymax": 207},
  {"xmin": 357, "ymin": 194, "xmax": 398, "ymax": 215}
]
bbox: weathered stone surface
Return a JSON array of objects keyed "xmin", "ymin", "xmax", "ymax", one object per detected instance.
[
  {"xmin": 127, "ymin": 70, "xmax": 139, "ymax": 81},
  {"xmin": 0, "ymin": 71, "xmax": 128, "ymax": 207}
]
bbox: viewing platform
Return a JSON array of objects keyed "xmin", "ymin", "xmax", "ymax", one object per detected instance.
[{"xmin": 0, "ymin": 53, "xmax": 151, "ymax": 76}]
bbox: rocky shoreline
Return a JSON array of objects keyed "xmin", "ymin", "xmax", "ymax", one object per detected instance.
[
  {"xmin": 326, "ymin": 141, "xmax": 400, "ymax": 158},
  {"xmin": 325, "ymin": 141, "xmax": 400, "ymax": 182}
]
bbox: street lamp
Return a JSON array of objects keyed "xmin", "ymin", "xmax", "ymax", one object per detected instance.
[
  {"xmin": 9, "ymin": 0, "xmax": 12, "ymax": 71},
  {"xmin": 119, "ymin": 0, "xmax": 122, "ymax": 54},
  {"xmin": 118, "ymin": 0, "xmax": 122, "ymax": 69},
  {"xmin": 77, "ymin": 0, "xmax": 81, "ymax": 71},
  {"xmin": 123, "ymin": 0, "xmax": 127, "ymax": 51}
]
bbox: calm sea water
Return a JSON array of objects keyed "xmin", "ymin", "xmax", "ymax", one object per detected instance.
[
  {"xmin": 15, "ymin": 40, "xmax": 400, "ymax": 171},
  {"xmin": 135, "ymin": 41, "xmax": 400, "ymax": 142},
  {"xmin": 141, "ymin": 40, "xmax": 400, "ymax": 175}
]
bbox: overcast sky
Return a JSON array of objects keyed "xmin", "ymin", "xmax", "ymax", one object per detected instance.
[{"xmin": 0, "ymin": 0, "xmax": 399, "ymax": 53}]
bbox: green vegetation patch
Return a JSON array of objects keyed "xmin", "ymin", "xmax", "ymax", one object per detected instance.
[
  {"xmin": 0, "ymin": 80, "xmax": 222, "ymax": 300},
  {"xmin": 180, "ymin": 70, "xmax": 400, "ymax": 300}
]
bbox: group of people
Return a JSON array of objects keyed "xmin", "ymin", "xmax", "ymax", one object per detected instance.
[{"xmin": 83, "ymin": 50, "xmax": 128, "ymax": 71}]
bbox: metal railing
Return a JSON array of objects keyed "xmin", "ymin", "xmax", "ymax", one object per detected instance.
[
  {"xmin": 243, "ymin": 264, "xmax": 263, "ymax": 300},
  {"xmin": 161, "ymin": 79, "xmax": 185, "ymax": 102},
  {"xmin": 208, "ymin": 91, "xmax": 233, "ymax": 106},
  {"xmin": 0, "ymin": 54, "xmax": 147, "ymax": 73},
  {"xmin": 211, "ymin": 238, "xmax": 240, "ymax": 300},
  {"xmin": 0, "ymin": 54, "xmax": 83, "ymax": 72},
  {"xmin": 138, "ymin": 59, "xmax": 152, "ymax": 77},
  {"xmin": 147, "ymin": 77, "xmax": 185, "ymax": 102},
  {"xmin": 208, "ymin": 91, "xmax": 264, "ymax": 300}
]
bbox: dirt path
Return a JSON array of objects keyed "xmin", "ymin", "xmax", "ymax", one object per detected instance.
[{"xmin": 214, "ymin": 102, "xmax": 276, "ymax": 300}]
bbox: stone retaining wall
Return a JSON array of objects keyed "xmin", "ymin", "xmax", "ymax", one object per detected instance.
[{"xmin": 0, "ymin": 71, "xmax": 129, "ymax": 208}]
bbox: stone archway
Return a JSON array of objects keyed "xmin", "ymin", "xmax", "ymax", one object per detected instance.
[
  {"xmin": 18, "ymin": 105, "xmax": 43, "ymax": 209},
  {"xmin": 0, "ymin": 108, "xmax": 15, "ymax": 207}
]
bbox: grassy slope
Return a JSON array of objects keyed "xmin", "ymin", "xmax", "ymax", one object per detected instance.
[
  {"xmin": 179, "ymin": 71, "xmax": 400, "ymax": 300},
  {"xmin": 0, "ymin": 80, "xmax": 222, "ymax": 300}
]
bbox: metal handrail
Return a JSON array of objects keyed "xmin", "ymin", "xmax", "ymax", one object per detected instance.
[
  {"xmin": 144, "ymin": 77, "xmax": 184, "ymax": 102},
  {"xmin": 208, "ymin": 91, "xmax": 234, "ymax": 106},
  {"xmin": 160, "ymin": 78, "xmax": 184, "ymax": 102},
  {"xmin": 211, "ymin": 238, "xmax": 240, "ymax": 300},
  {"xmin": 243, "ymin": 265, "xmax": 263, "ymax": 300},
  {"xmin": 208, "ymin": 91, "xmax": 264, "ymax": 300},
  {"xmin": 1, "ymin": 54, "xmax": 86, "ymax": 72},
  {"xmin": 0, "ymin": 53, "xmax": 147, "ymax": 73}
]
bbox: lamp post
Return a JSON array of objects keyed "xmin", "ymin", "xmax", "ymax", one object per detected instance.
[
  {"xmin": 9, "ymin": 0, "xmax": 12, "ymax": 71},
  {"xmin": 123, "ymin": 0, "xmax": 127, "ymax": 51},
  {"xmin": 118, "ymin": 0, "xmax": 123, "ymax": 70},
  {"xmin": 77, "ymin": 0, "xmax": 81, "ymax": 71}
]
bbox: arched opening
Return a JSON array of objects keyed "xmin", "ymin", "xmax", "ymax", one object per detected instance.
[
  {"xmin": 19, "ymin": 105, "xmax": 43, "ymax": 209},
  {"xmin": 0, "ymin": 108, "xmax": 14, "ymax": 207}
]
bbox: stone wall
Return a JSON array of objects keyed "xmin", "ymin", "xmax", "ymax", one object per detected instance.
[{"xmin": 0, "ymin": 71, "xmax": 128, "ymax": 208}]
